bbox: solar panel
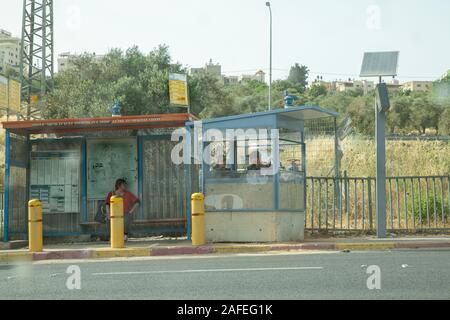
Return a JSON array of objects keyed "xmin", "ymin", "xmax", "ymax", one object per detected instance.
[{"xmin": 360, "ymin": 51, "xmax": 399, "ymax": 77}]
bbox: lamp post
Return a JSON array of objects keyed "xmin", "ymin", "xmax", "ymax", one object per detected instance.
[{"xmin": 266, "ymin": 2, "xmax": 272, "ymax": 111}]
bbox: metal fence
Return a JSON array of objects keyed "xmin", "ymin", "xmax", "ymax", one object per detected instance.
[
  {"xmin": 306, "ymin": 176, "xmax": 450, "ymax": 233},
  {"xmin": 2, "ymin": 177, "xmax": 449, "ymax": 238}
]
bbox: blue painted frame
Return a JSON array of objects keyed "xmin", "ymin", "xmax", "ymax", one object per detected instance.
[
  {"xmin": 137, "ymin": 136, "xmax": 144, "ymax": 220},
  {"xmin": 184, "ymin": 125, "xmax": 193, "ymax": 240},
  {"xmin": 24, "ymin": 134, "xmax": 31, "ymax": 241},
  {"xmin": 3, "ymin": 129, "xmax": 10, "ymax": 241},
  {"xmin": 81, "ymin": 138, "xmax": 88, "ymax": 223},
  {"xmin": 271, "ymin": 116, "xmax": 280, "ymax": 211}
]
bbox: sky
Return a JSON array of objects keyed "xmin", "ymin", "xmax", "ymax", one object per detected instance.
[{"xmin": 1, "ymin": 0, "xmax": 449, "ymax": 82}]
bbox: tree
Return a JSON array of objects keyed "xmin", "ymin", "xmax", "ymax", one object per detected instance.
[
  {"xmin": 410, "ymin": 96, "xmax": 441, "ymax": 134},
  {"xmin": 388, "ymin": 96, "xmax": 412, "ymax": 134},
  {"xmin": 190, "ymin": 73, "xmax": 235, "ymax": 118},
  {"xmin": 44, "ymin": 45, "xmax": 218, "ymax": 119},
  {"xmin": 346, "ymin": 96, "xmax": 375, "ymax": 135},
  {"xmin": 287, "ymin": 63, "xmax": 309, "ymax": 93},
  {"xmin": 439, "ymin": 105, "xmax": 450, "ymax": 135},
  {"xmin": 41, "ymin": 45, "xmax": 447, "ymax": 137},
  {"xmin": 310, "ymin": 91, "xmax": 353, "ymax": 116},
  {"xmin": 308, "ymin": 84, "xmax": 327, "ymax": 99}
]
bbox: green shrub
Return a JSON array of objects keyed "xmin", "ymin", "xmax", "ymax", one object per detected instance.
[{"xmin": 410, "ymin": 193, "xmax": 449, "ymax": 223}]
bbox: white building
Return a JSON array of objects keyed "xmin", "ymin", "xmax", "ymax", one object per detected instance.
[
  {"xmin": 190, "ymin": 61, "xmax": 266, "ymax": 85},
  {"xmin": 223, "ymin": 75, "xmax": 239, "ymax": 85},
  {"xmin": 58, "ymin": 52, "xmax": 105, "ymax": 73},
  {"xmin": 190, "ymin": 59, "xmax": 222, "ymax": 78},
  {"xmin": 402, "ymin": 81, "xmax": 433, "ymax": 93},
  {"xmin": 334, "ymin": 79, "xmax": 375, "ymax": 94},
  {"xmin": 0, "ymin": 29, "xmax": 21, "ymax": 74},
  {"xmin": 240, "ymin": 70, "xmax": 266, "ymax": 83}
]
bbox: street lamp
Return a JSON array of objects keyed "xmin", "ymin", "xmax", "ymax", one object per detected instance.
[{"xmin": 266, "ymin": 1, "xmax": 272, "ymax": 111}]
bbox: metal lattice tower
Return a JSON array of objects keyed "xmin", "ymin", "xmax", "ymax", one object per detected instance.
[{"xmin": 20, "ymin": 0, "xmax": 54, "ymax": 119}]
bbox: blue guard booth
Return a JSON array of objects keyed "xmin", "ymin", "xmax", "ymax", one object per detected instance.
[{"xmin": 186, "ymin": 105, "xmax": 339, "ymax": 242}]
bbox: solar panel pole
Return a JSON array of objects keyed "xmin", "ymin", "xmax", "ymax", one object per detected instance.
[
  {"xmin": 375, "ymin": 76, "xmax": 387, "ymax": 238},
  {"xmin": 360, "ymin": 51, "xmax": 398, "ymax": 239}
]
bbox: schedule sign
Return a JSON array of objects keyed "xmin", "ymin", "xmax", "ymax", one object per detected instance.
[{"xmin": 169, "ymin": 73, "xmax": 189, "ymax": 107}]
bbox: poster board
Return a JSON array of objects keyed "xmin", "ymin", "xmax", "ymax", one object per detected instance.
[
  {"xmin": 87, "ymin": 138, "xmax": 138, "ymax": 200},
  {"xmin": 30, "ymin": 151, "xmax": 80, "ymax": 214}
]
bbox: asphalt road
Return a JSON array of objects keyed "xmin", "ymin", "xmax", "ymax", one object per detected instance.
[{"xmin": 0, "ymin": 249, "xmax": 449, "ymax": 300}]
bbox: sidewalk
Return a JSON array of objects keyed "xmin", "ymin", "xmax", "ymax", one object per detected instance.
[{"xmin": 1, "ymin": 236, "xmax": 450, "ymax": 263}]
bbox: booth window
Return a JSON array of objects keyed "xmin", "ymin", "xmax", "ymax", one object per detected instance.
[
  {"xmin": 204, "ymin": 134, "xmax": 275, "ymax": 211},
  {"xmin": 278, "ymin": 135, "xmax": 305, "ymax": 211}
]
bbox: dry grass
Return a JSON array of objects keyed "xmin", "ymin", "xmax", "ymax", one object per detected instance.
[
  {"xmin": 306, "ymin": 136, "xmax": 450, "ymax": 177},
  {"xmin": 0, "ymin": 133, "xmax": 448, "ymax": 190}
]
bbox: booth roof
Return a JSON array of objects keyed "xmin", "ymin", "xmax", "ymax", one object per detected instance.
[
  {"xmin": 1, "ymin": 113, "xmax": 197, "ymax": 135},
  {"xmin": 185, "ymin": 105, "xmax": 339, "ymax": 127}
]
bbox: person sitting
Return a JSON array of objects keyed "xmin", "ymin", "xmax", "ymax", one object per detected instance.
[{"xmin": 105, "ymin": 178, "xmax": 140, "ymax": 242}]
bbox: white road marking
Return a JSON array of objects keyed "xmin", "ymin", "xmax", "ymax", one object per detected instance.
[
  {"xmin": 92, "ymin": 266, "xmax": 324, "ymax": 276},
  {"xmin": 33, "ymin": 251, "xmax": 337, "ymax": 265}
]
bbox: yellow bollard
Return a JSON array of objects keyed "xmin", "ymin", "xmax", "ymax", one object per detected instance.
[
  {"xmin": 28, "ymin": 199, "xmax": 43, "ymax": 252},
  {"xmin": 191, "ymin": 193, "xmax": 206, "ymax": 246},
  {"xmin": 110, "ymin": 196, "xmax": 125, "ymax": 249}
]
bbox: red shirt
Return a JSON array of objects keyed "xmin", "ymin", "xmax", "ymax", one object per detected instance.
[{"xmin": 106, "ymin": 191, "xmax": 139, "ymax": 215}]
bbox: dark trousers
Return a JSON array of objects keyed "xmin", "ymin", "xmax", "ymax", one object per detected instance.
[{"xmin": 106, "ymin": 214, "xmax": 133, "ymax": 238}]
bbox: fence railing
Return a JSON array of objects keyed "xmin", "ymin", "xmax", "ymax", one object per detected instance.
[
  {"xmin": 2, "ymin": 177, "xmax": 449, "ymax": 238},
  {"xmin": 306, "ymin": 176, "xmax": 450, "ymax": 233}
]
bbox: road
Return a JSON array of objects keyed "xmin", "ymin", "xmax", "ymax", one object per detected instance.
[{"xmin": 0, "ymin": 249, "xmax": 449, "ymax": 300}]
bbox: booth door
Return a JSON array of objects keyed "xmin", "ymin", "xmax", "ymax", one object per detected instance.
[{"xmin": 87, "ymin": 138, "xmax": 138, "ymax": 201}]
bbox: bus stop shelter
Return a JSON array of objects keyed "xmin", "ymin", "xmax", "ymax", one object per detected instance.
[
  {"xmin": 185, "ymin": 105, "xmax": 339, "ymax": 242},
  {"xmin": 2, "ymin": 113, "xmax": 196, "ymax": 241}
]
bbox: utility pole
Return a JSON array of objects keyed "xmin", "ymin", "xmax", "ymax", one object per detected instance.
[
  {"xmin": 266, "ymin": 2, "xmax": 272, "ymax": 111},
  {"xmin": 20, "ymin": 0, "xmax": 54, "ymax": 120}
]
